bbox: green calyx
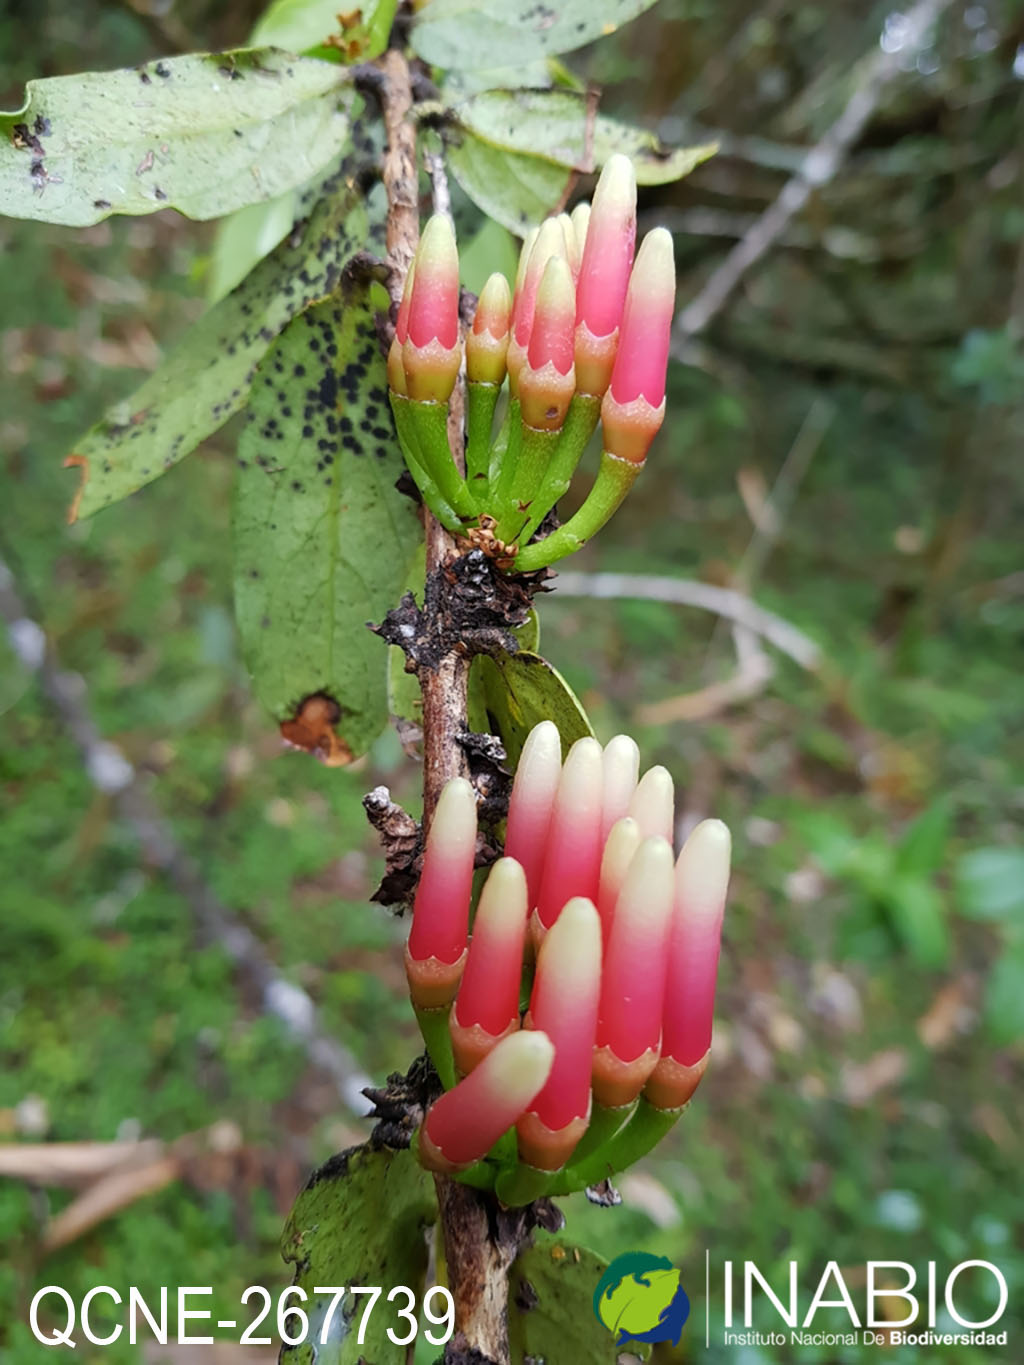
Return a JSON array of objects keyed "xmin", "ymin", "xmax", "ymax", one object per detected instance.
[
  {"xmin": 388, "ymin": 381, "xmax": 639, "ymax": 568},
  {"xmin": 388, "ymin": 393, "xmax": 477, "ymax": 531},
  {"xmin": 514, "ymin": 450, "xmax": 644, "ymax": 572}
]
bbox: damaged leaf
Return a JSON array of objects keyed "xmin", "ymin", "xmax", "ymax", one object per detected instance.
[
  {"xmin": 233, "ymin": 279, "xmax": 422, "ymax": 759},
  {"xmin": 65, "ymin": 167, "xmax": 368, "ymax": 520},
  {"xmin": 281, "ymin": 1145, "xmax": 437, "ymax": 1365},
  {"xmin": 0, "ymin": 49, "xmax": 354, "ymax": 226},
  {"xmin": 452, "ymin": 88, "xmax": 718, "ymax": 186},
  {"xmin": 412, "ymin": 0, "xmax": 658, "ymax": 72}
]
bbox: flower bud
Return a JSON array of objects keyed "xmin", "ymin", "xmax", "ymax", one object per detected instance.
[
  {"xmin": 420, "ymin": 1030, "xmax": 555, "ymax": 1173},
  {"xmin": 534, "ymin": 736, "xmax": 604, "ymax": 937},
  {"xmin": 600, "ymin": 227, "xmax": 675, "ymax": 463},
  {"xmin": 646, "ymin": 819, "xmax": 730, "ymax": 1110},
  {"xmin": 504, "ymin": 720, "xmax": 562, "ymax": 909},
  {"xmin": 405, "ymin": 777, "xmax": 477, "ymax": 1009},
  {"xmin": 601, "ymin": 734, "xmax": 640, "ymax": 839},
  {"xmin": 575, "ymin": 155, "xmax": 637, "ymax": 396},
  {"xmin": 466, "ymin": 272, "xmax": 512, "ymax": 386},
  {"xmin": 570, "ymin": 201, "xmax": 591, "ymax": 256},
  {"xmin": 507, "ymin": 219, "xmax": 566, "ymax": 391},
  {"xmin": 518, "ymin": 897, "xmax": 601, "ymax": 1169},
  {"xmin": 596, "ymin": 815, "xmax": 642, "ymax": 946},
  {"xmin": 518, "ymin": 256, "xmax": 576, "ymax": 432},
  {"xmin": 450, "ymin": 858, "xmax": 529, "ymax": 1075},
  {"xmin": 629, "ymin": 764, "xmax": 675, "ymax": 844},
  {"xmin": 592, "ymin": 837, "xmax": 675, "ymax": 1107},
  {"xmin": 387, "ymin": 260, "xmax": 416, "ymax": 396},
  {"xmin": 402, "ymin": 215, "xmax": 462, "ymax": 403},
  {"xmin": 557, "ymin": 212, "xmax": 581, "ymax": 279}
]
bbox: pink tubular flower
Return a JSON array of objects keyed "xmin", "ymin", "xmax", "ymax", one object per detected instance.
[
  {"xmin": 507, "ymin": 219, "xmax": 566, "ymax": 392},
  {"xmin": 592, "ymin": 837, "xmax": 675, "ymax": 1107},
  {"xmin": 450, "ymin": 858, "xmax": 529, "ymax": 1075},
  {"xmin": 629, "ymin": 764, "xmax": 675, "ymax": 844},
  {"xmin": 600, "ymin": 226, "xmax": 675, "ymax": 463},
  {"xmin": 646, "ymin": 819, "xmax": 731, "ymax": 1111},
  {"xmin": 518, "ymin": 897, "xmax": 602, "ymax": 1169},
  {"xmin": 596, "ymin": 815, "xmax": 642, "ymax": 945},
  {"xmin": 503, "ymin": 720, "xmax": 562, "ymax": 909},
  {"xmin": 518, "ymin": 255, "xmax": 577, "ymax": 431},
  {"xmin": 466, "ymin": 271, "xmax": 512, "ymax": 386},
  {"xmin": 402, "ymin": 215, "xmax": 462, "ymax": 403},
  {"xmin": 533, "ymin": 736, "xmax": 604, "ymax": 938},
  {"xmin": 405, "ymin": 777, "xmax": 477, "ymax": 1009},
  {"xmin": 601, "ymin": 734, "xmax": 640, "ymax": 839},
  {"xmin": 575, "ymin": 155, "xmax": 637, "ymax": 397},
  {"xmin": 420, "ymin": 1030, "xmax": 555, "ymax": 1173}
]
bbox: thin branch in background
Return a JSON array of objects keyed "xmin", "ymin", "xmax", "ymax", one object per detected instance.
[
  {"xmin": 0, "ymin": 555, "xmax": 374, "ymax": 1121},
  {"xmin": 701, "ymin": 396, "xmax": 834, "ymax": 685},
  {"xmin": 674, "ymin": 0, "xmax": 956, "ymax": 350},
  {"xmin": 552, "ymin": 570, "xmax": 821, "ymax": 671}
]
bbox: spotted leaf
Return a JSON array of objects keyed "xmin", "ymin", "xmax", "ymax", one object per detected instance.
[
  {"xmin": 0, "ymin": 49, "xmax": 354, "ymax": 226},
  {"xmin": 233, "ymin": 277, "xmax": 422, "ymax": 759},
  {"xmin": 65, "ymin": 166, "xmax": 376, "ymax": 521}
]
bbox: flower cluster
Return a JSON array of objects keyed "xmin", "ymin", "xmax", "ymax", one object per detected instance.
[
  {"xmin": 387, "ymin": 157, "xmax": 675, "ymax": 571},
  {"xmin": 405, "ymin": 722, "xmax": 730, "ymax": 1204}
]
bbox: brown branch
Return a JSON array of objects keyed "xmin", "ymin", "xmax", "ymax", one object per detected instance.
[
  {"xmin": 376, "ymin": 46, "xmax": 526, "ymax": 1365},
  {"xmin": 379, "ymin": 47, "xmax": 421, "ymax": 309}
]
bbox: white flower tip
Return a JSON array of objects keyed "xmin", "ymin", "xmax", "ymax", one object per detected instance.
[
  {"xmin": 479, "ymin": 856, "xmax": 528, "ymax": 922},
  {"xmin": 431, "ymin": 776, "xmax": 477, "ymax": 852},
  {"xmin": 675, "ymin": 818, "xmax": 731, "ymax": 915}
]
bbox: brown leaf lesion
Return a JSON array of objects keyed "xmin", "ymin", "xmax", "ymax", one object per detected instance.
[{"xmin": 280, "ymin": 692, "xmax": 354, "ymax": 766}]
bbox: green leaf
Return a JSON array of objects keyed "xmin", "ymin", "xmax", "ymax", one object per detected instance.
[
  {"xmin": 253, "ymin": 0, "xmax": 397, "ymax": 61},
  {"xmin": 508, "ymin": 1238, "xmax": 621, "ymax": 1365},
  {"xmin": 470, "ymin": 649, "xmax": 593, "ymax": 765},
  {"xmin": 456, "ymin": 215, "xmax": 522, "ymax": 297},
  {"xmin": 447, "ymin": 134, "xmax": 571, "ymax": 235},
  {"xmin": 206, "ymin": 189, "xmax": 301, "ymax": 302},
  {"xmin": 453, "ymin": 89, "xmax": 718, "ymax": 186},
  {"xmin": 0, "ymin": 49, "xmax": 353, "ymax": 226},
  {"xmin": 66, "ymin": 168, "xmax": 367, "ymax": 520},
  {"xmin": 896, "ymin": 800, "xmax": 951, "ymax": 879},
  {"xmin": 885, "ymin": 877, "xmax": 949, "ymax": 970},
  {"xmin": 984, "ymin": 943, "xmax": 1024, "ymax": 1046},
  {"xmin": 233, "ymin": 280, "xmax": 422, "ymax": 758},
  {"xmin": 412, "ymin": 0, "xmax": 658, "ymax": 72},
  {"xmin": 206, "ymin": 110, "xmax": 382, "ymax": 302},
  {"xmin": 956, "ymin": 848, "xmax": 1024, "ymax": 923},
  {"xmin": 281, "ymin": 1145, "xmax": 437, "ymax": 1365}
]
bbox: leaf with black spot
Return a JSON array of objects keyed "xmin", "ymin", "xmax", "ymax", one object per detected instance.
[
  {"xmin": 65, "ymin": 165, "xmax": 370, "ymax": 520},
  {"xmin": 233, "ymin": 277, "xmax": 423, "ymax": 760},
  {"xmin": 0, "ymin": 49, "xmax": 355, "ymax": 225}
]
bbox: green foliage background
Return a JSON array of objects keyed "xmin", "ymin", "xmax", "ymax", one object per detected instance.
[{"xmin": 1, "ymin": 0, "xmax": 1022, "ymax": 1361}]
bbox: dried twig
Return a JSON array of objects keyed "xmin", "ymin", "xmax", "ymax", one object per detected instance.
[
  {"xmin": 674, "ymin": 0, "xmax": 955, "ymax": 348},
  {"xmin": 0, "ymin": 555, "xmax": 374, "ymax": 1119}
]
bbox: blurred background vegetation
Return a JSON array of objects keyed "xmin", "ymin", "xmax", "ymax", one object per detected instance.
[{"xmin": 1, "ymin": 0, "xmax": 1022, "ymax": 1361}]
